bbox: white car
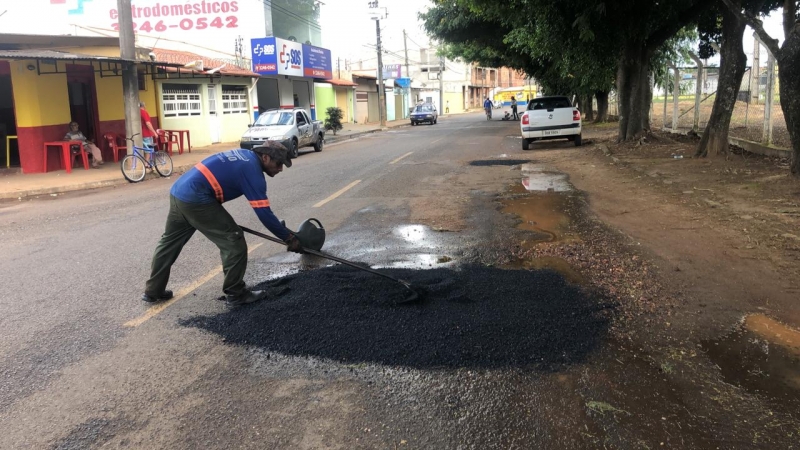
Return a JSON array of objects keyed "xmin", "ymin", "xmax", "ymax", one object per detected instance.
[{"xmin": 520, "ymin": 96, "xmax": 582, "ymax": 150}]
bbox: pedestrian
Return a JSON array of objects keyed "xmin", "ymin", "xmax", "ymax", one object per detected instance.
[
  {"xmin": 139, "ymin": 101, "xmax": 158, "ymax": 148},
  {"xmin": 141, "ymin": 141, "xmax": 303, "ymax": 307},
  {"xmin": 511, "ymin": 96, "xmax": 519, "ymax": 120},
  {"xmin": 63, "ymin": 122, "xmax": 104, "ymax": 168},
  {"xmin": 445, "ymin": 100, "xmax": 450, "ymax": 114}
]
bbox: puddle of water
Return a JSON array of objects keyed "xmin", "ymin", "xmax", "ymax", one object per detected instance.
[
  {"xmin": 380, "ymin": 253, "xmax": 456, "ymax": 269},
  {"xmin": 503, "ymin": 256, "xmax": 586, "ymax": 285},
  {"xmin": 520, "ymin": 163, "xmax": 573, "ymax": 192},
  {"xmin": 702, "ymin": 314, "xmax": 800, "ymax": 402},
  {"xmin": 396, "ymin": 225, "xmax": 428, "ymax": 243},
  {"xmin": 500, "ymin": 192, "xmax": 571, "ymax": 241}
]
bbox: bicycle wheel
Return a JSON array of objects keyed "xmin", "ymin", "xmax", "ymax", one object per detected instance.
[
  {"xmin": 153, "ymin": 151, "xmax": 173, "ymax": 177},
  {"xmin": 121, "ymin": 155, "xmax": 147, "ymax": 182}
]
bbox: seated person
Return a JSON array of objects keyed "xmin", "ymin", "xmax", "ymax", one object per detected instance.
[{"xmin": 64, "ymin": 122, "xmax": 104, "ymax": 168}]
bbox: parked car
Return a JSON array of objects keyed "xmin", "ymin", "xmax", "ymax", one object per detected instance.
[
  {"xmin": 520, "ymin": 96, "xmax": 582, "ymax": 150},
  {"xmin": 410, "ymin": 104, "xmax": 438, "ymax": 125},
  {"xmin": 240, "ymin": 108, "xmax": 325, "ymax": 158}
]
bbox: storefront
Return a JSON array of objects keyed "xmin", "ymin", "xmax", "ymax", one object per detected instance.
[
  {"xmin": 0, "ymin": 45, "xmax": 174, "ymax": 173},
  {"xmin": 251, "ymin": 37, "xmax": 333, "ymax": 121}
]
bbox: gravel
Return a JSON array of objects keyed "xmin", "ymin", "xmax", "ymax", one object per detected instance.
[{"xmin": 181, "ymin": 264, "xmax": 613, "ymax": 370}]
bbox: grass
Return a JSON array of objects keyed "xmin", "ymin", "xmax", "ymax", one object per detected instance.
[{"xmin": 586, "ymin": 400, "xmax": 629, "ymax": 415}]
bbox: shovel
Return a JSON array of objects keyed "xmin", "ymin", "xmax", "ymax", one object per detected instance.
[{"xmin": 239, "ymin": 225, "xmax": 421, "ymax": 304}]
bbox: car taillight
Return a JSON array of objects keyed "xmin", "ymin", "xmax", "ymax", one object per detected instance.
[
  {"xmin": 522, "ymin": 114, "xmax": 529, "ymax": 125},
  {"xmin": 573, "ymin": 110, "xmax": 581, "ymax": 121}
]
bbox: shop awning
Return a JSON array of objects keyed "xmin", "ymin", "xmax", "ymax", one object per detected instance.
[{"xmin": 326, "ymin": 78, "xmax": 358, "ymax": 87}]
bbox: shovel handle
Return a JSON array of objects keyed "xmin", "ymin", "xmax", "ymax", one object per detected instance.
[{"xmin": 239, "ymin": 225, "xmax": 414, "ymax": 289}]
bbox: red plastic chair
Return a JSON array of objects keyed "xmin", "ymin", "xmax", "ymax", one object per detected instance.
[
  {"xmin": 103, "ymin": 133, "xmax": 127, "ymax": 163},
  {"xmin": 157, "ymin": 130, "xmax": 179, "ymax": 156},
  {"xmin": 69, "ymin": 143, "xmax": 90, "ymax": 170}
]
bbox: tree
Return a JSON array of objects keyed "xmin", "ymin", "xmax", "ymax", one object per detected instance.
[
  {"xmin": 696, "ymin": 0, "xmax": 781, "ymax": 158},
  {"xmin": 423, "ymin": 0, "xmax": 713, "ymax": 141},
  {"xmin": 324, "ymin": 107, "xmax": 344, "ymax": 135},
  {"xmin": 721, "ymin": 0, "xmax": 800, "ymax": 175},
  {"xmin": 422, "ymin": 0, "xmax": 616, "ymax": 119}
]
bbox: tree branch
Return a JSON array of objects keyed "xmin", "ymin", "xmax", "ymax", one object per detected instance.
[
  {"xmin": 784, "ymin": 0, "xmax": 797, "ymax": 40},
  {"xmin": 720, "ymin": 0, "xmax": 781, "ymax": 56},
  {"xmin": 646, "ymin": 0, "xmax": 716, "ymax": 52}
]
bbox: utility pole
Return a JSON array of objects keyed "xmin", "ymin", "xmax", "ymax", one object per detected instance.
[
  {"xmin": 368, "ymin": 1, "xmax": 387, "ymax": 126},
  {"xmin": 403, "ymin": 30, "xmax": 410, "ymax": 78},
  {"xmin": 376, "ymin": 19, "xmax": 386, "ymax": 127},
  {"xmin": 337, "ymin": 57, "xmax": 341, "ymax": 79},
  {"xmin": 117, "ymin": 0, "xmax": 142, "ymax": 151},
  {"xmin": 438, "ymin": 47, "xmax": 444, "ymax": 115}
]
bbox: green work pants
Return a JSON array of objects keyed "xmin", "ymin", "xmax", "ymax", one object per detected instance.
[{"xmin": 145, "ymin": 195, "xmax": 248, "ymax": 297}]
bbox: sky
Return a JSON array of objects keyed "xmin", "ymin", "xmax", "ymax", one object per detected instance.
[
  {"xmin": 318, "ymin": 0, "xmax": 433, "ymax": 69},
  {"xmin": 317, "ymin": 0, "xmax": 787, "ymax": 71},
  {"xmin": 0, "ymin": 0, "xmax": 788, "ymax": 70}
]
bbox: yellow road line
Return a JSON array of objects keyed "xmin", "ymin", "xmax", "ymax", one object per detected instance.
[
  {"xmin": 389, "ymin": 152, "xmax": 414, "ymax": 165},
  {"xmin": 124, "ymin": 242, "xmax": 264, "ymax": 328},
  {"xmin": 313, "ymin": 180, "xmax": 361, "ymax": 207}
]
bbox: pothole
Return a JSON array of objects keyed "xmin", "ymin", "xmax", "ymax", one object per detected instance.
[
  {"xmin": 520, "ymin": 163, "xmax": 573, "ymax": 192},
  {"xmin": 500, "ymin": 191, "xmax": 571, "ymax": 241},
  {"xmin": 702, "ymin": 314, "xmax": 800, "ymax": 403}
]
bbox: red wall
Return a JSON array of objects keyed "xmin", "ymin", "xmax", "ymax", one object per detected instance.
[
  {"xmin": 17, "ymin": 117, "xmax": 162, "ymax": 173},
  {"xmin": 18, "ymin": 124, "xmax": 71, "ymax": 173}
]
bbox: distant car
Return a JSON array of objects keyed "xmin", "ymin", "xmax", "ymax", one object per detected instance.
[
  {"xmin": 520, "ymin": 96, "xmax": 582, "ymax": 150},
  {"xmin": 240, "ymin": 108, "xmax": 325, "ymax": 158},
  {"xmin": 410, "ymin": 104, "xmax": 438, "ymax": 125}
]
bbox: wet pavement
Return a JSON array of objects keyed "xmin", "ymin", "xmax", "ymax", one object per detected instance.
[
  {"xmin": 187, "ymin": 155, "xmax": 800, "ymax": 448},
  {"xmin": 4, "ymin": 114, "xmax": 800, "ymax": 449}
]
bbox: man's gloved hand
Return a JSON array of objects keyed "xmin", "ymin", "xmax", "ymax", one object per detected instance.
[{"xmin": 285, "ymin": 234, "xmax": 304, "ymax": 253}]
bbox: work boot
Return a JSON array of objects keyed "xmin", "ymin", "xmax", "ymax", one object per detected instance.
[
  {"xmin": 141, "ymin": 290, "xmax": 174, "ymax": 303},
  {"xmin": 226, "ymin": 289, "xmax": 266, "ymax": 307}
]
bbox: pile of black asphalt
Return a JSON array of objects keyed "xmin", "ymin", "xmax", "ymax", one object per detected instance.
[
  {"xmin": 181, "ymin": 264, "xmax": 613, "ymax": 370},
  {"xmin": 469, "ymin": 159, "xmax": 532, "ymax": 166}
]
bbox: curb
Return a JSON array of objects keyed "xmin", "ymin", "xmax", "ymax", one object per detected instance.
[
  {"xmin": 325, "ymin": 123, "xmax": 412, "ymax": 148},
  {"xmin": 0, "ymin": 163, "xmax": 196, "ymax": 200}
]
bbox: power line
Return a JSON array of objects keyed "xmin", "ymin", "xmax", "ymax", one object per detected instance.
[{"xmin": 248, "ymin": 0, "xmax": 322, "ymax": 31}]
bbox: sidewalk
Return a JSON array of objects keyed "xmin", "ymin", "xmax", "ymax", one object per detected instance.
[{"xmin": 0, "ymin": 113, "xmax": 469, "ymax": 200}]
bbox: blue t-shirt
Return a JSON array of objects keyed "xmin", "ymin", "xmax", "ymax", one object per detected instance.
[{"xmin": 171, "ymin": 149, "xmax": 290, "ymax": 241}]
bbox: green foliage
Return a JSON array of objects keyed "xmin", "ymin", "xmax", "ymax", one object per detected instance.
[{"xmin": 324, "ymin": 107, "xmax": 343, "ymax": 135}]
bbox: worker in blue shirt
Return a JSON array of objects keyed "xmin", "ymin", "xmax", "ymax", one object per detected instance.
[{"xmin": 142, "ymin": 141, "xmax": 302, "ymax": 307}]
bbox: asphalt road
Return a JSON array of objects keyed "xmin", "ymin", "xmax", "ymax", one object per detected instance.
[{"xmin": 0, "ymin": 112, "xmax": 538, "ymax": 449}]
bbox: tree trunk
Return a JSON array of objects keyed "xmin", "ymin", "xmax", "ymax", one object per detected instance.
[
  {"xmin": 642, "ymin": 70, "xmax": 653, "ymax": 131},
  {"xmin": 595, "ymin": 91, "xmax": 609, "ymax": 122},
  {"xmin": 617, "ymin": 44, "xmax": 653, "ymax": 141},
  {"xmin": 776, "ymin": 27, "xmax": 800, "ymax": 175},
  {"xmin": 583, "ymin": 94, "xmax": 595, "ymax": 122},
  {"xmin": 696, "ymin": 7, "xmax": 747, "ymax": 157}
]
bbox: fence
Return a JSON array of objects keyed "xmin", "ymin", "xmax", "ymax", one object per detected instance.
[{"xmin": 651, "ymin": 43, "xmax": 789, "ymax": 149}]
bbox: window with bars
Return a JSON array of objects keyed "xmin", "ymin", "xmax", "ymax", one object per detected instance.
[
  {"xmin": 162, "ymin": 84, "xmax": 202, "ymax": 117},
  {"xmin": 222, "ymin": 86, "xmax": 248, "ymax": 115}
]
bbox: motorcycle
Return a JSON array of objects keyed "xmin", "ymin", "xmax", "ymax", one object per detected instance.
[{"xmin": 485, "ymin": 107, "xmax": 492, "ymax": 120}]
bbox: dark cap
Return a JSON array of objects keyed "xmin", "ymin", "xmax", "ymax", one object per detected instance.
[{"xmin": 252, "ymin": 140, "xmax": 292, "ymax": 168}]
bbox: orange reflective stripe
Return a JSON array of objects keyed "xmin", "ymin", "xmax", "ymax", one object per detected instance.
[
  {"xmin": 249, "ymin": 199, "xmax": 271, "ymax": 208},
  {"xmin": 194, "ymin": 162, "xmax": 224, "ymax": 203}
]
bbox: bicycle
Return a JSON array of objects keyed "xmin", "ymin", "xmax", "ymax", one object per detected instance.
[
  {"xmin": 120, "ymin": 134, "xmax": 173, "ymax": 183},
  {"xmin": 485, "ymin": 107, "xmax": 492, "ymax": 120}
]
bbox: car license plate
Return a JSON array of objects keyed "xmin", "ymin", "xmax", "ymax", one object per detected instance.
[{"xmin": 543, "ymin": 130, "xmax": 560, "ymax": 136}]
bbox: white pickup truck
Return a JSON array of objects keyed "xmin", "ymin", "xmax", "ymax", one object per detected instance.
[
  {"xmin": 520, "ymin": 96, "xmax": 582, "ymax": 150},
  {"xmin": 240, "ymin": 108, "xmax": 325, "ymax": 158}
]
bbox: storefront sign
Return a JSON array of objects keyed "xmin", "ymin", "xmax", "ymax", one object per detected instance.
[
  {"xmin": 382, "ymin": 64, "xmax": 401, "ymax": 79},
  {"xmin": 303, "ymin": 44, "xmax": 332, "ymax": 79},
  {"xmin": 251, "ymin": 37, "xmax": 331, "ymax": 79},
  {"xmin": 5, "ymin": 0, "xmax": 264, "ymax": 58}
]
